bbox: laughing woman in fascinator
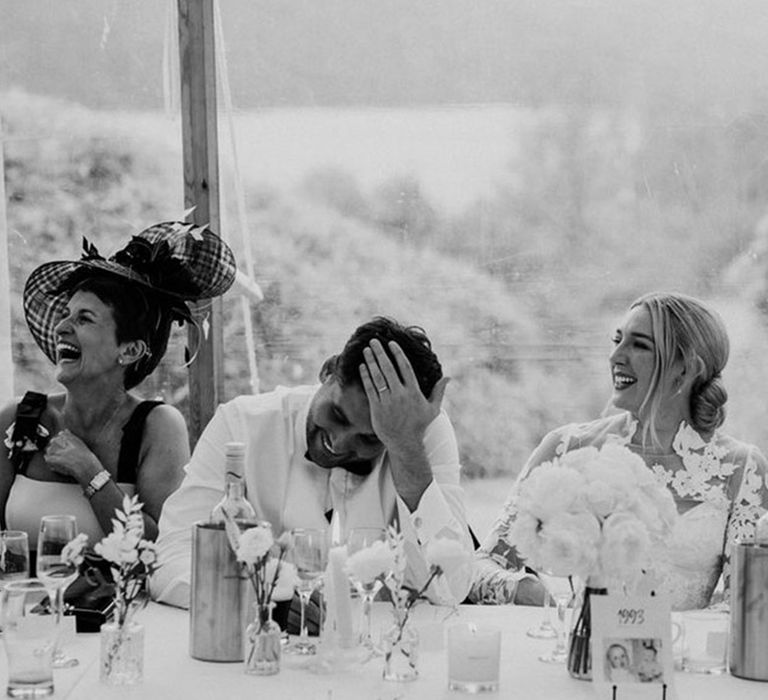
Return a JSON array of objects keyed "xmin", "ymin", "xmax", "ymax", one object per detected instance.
[
  {"xmin": 0, "ymin": 222, "xmax": 236, "ymax": 549},
  {"xmin": 470, "ymin": 292, "xmax": 768, "ymax": 610}
]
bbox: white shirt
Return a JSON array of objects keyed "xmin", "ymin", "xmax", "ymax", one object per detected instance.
[{"xmin": 151, "ymin": 385, "xmax": 472, "ymax": 607}]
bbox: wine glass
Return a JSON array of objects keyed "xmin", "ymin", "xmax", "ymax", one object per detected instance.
[
  {"xmin": 285, "ymin": 528, "xmax": 328, "ymax": 656},
  {"xmin": 36, "ymin": 515, "xmax": 79, "ymax": 668},
  {"xmin": 537, "ymin": 572, "xmax": 575, "ymax": 664},
  {"xmin": 526, "ymin": 579, "xmax": 557, "ymax": 639},
  {"xmin": 346, "ymin": 527, "xmax": 387, "ymax": 653}
]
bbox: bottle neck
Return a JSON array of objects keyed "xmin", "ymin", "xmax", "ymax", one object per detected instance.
[
  {"xmin": 224, "ymin": 456, "xmax": 245, "ymax": 496},
  {"xmin": 224, "ymin": 472, "xmax": 246, "ymax": 499}
]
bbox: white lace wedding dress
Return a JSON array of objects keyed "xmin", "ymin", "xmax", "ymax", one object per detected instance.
[{"xmin": 470, "ymin": 412, "xmax": 768, "ymax": 610}]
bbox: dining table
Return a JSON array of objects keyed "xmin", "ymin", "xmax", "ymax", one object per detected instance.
[{"xmin": 2, "ymin": 602, "xmax": 766, "ymax": 700}]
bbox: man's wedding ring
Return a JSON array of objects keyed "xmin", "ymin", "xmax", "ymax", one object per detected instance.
[{"xmin": 376, "ymin": 384, "xmax": 389, "ymax": 393}]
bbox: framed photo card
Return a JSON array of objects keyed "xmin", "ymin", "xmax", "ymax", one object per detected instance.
[{"xmin": 591, "ymin": 594, "xmax": 677, "ymax": 700}]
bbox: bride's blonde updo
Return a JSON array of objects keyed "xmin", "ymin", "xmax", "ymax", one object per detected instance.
[{"xmin": 632, "ymin": 292, "xmax": 729, "ymax": 439}]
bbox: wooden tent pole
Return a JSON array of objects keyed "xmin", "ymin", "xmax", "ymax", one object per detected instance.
[
  {"xmin": 177, "ymin": 0, "xmax": 224, "ymax": 443},
  {"xmin": 0, "ymin": 122, "xmax": 13, "ymax": 401}
]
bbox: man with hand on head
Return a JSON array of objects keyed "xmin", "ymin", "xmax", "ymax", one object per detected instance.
[{"xmin": 150, "ymin": 317, "xmax": 473, "ymax": 608}]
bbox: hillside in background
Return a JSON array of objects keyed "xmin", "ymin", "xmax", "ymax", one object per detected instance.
[{"xmin": 5, "ymin": 90, "xmax": 768, "ymax": 478}]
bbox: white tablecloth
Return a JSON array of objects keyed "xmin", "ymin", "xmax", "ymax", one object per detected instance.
[{"xmin": 2, "ymin": 603, "xmax": 766, "ymax": 699}]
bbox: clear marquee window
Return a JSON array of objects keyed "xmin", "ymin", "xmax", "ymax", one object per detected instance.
[{"xmin": 3, "ymin": 1, "xmax": 768, "ymax": 531}]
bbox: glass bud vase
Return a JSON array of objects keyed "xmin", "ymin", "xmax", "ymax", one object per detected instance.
[
  {"xmin": 100, "ymin": 620, "xmax": 145, "ymax": 685},
  {"xmin": 245, "ymin": 602, "xmax": 281, "ymax": 675},
  {"xmin": 382, "ymin": 611, "xmax": 419, "ymax": 682},
  {"xmin": 567, "ymin": 577, "xmax": 608, "ymax": 680}
]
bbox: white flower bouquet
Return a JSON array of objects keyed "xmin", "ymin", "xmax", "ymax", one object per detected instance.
[
  {"xmin": 63, "ymin": 494, "xmax": 159, "ymax": 627},
  {"xmin": 229, "ymin": 522, "xmax": 298, "ymax": 608},
  {"xmin": 509, "ymin": 443, "xmax": 678, "ymax": 588},
  {"xmin": 356, "ymin": 527, "xmax": 472, "ymax": 681}
]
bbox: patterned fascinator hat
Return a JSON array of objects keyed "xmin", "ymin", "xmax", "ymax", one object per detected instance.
[{"xmin": 23, "ymin": 221, "xmax": 237, "ymax": 384}]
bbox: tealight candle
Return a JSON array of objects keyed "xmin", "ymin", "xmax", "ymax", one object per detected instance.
[{"xmin": 447, "ymin": 623, "xmax": 501, "ymax": 693}]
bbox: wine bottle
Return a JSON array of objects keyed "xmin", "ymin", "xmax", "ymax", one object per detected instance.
[{"xmin": 210, "ymin": 442, "xmax": 257, "ymax": 529}]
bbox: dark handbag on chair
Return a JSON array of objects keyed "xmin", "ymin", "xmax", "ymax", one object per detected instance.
[{"xmin": 62, "ymin": 551, "xmax": 116, "ymax": 633}]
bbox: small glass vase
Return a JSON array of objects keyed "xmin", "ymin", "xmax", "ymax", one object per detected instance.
[
  {"xmin": 245, "ymin": 602, "xmax": 281, "ymax": 675},
  {"xmin": 100, "ymin": 620, "xmax": 144, "ymax": 685},
  {"xmin": 382, "ymin": 611, "xmax": 419, "ymax": 682},
  {"xmin": 567, "ymin": 578, "xmax": 608, "ymax": 680}
]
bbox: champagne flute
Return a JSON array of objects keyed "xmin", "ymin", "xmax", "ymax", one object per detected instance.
[
  {"xmin": 537, "ymin": 572, "xmax": 575, "ymax": 664},
  {"xmin": 36, "ymin": 515, "xmax": 79, "ymax": 669},
  {"xmin": 346, "ymin": 527, "xmax": 387, "ymax": 653},
  {"xmin": 285, "ymin": 528, "xmax": 328, "ymax": 656}
]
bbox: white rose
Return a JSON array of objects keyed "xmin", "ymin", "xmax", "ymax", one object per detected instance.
[
  {"xmin": 507, "ymin": 511, "xmax": 544, "ymax": 567},
  {"xmin": 537, "ymin": 512, "xmax": 601, "ymax": 578},
  {"xmin": 237, "ymin": 525, "xmax": 274, "ymax": 566},
  {"xmin": 95, "ymin": 531, "xmax": 123, "ymax": 565},
  {"xmin": 517, "ymin": 464, "xmax": 584, "ymax": 521},
  {"xmin": 583, "ymin": 480, "xmax": 621, "ymax": 519},
  {"xmin": 600, "ymin": 512, "xmax": 651, "ymax": 582},
  {"xmin": 558, "ymin": 446, "xmax": 600, "ymax": 473},
  {"xmin": 346, "ymin": 540, "xmax": 396, "ymax": 584}
]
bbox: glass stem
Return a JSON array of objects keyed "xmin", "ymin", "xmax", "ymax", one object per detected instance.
[
  {"xmin": 362, "ymin": 592, "xmax": 373, "ymax": 643},
  {"xmin": 54, "ymin": 585, "xmax": 64, "ymax": 626},
  {"xmin": 554, "ymin": 598, "xmax": 566, "ymax": 653},
  {"xmin": 298, "ymin": 590, "xmax": 310, "ymax": 641}
]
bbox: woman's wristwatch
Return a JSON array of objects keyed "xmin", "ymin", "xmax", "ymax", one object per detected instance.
[{"xmin": 83, "ymin": 469, "xmax": 112, "ymax": 499}]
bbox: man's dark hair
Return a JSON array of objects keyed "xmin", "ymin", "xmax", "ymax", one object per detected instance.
[{"xmin": 327, "ymin": 316, "xmax": 442, "ymax": 398}]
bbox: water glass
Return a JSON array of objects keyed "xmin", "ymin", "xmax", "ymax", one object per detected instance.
[
  {"xmin": 447, "ymin": 623, "xmax": 501, "ymax": 693},
  {"xmin": 1, "ymin": 579, "xmax": 56, "ymax": 698},
  {"xmin": 0, "ymin": 532, "xmax": 31, "ymax": 590},
  {"xmin": 680, "ymin": 610, "xmax": 729, "ymax": 674}
]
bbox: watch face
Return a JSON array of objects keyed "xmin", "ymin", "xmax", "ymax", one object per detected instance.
[{"xmin": 85, "ymin": 470, "xmax": 111, "ymax": 497}]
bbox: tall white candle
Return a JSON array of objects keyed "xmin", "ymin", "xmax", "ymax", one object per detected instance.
[{"xmin": 328, "ymin": 544, "xmax": 355, "ymax": 648}]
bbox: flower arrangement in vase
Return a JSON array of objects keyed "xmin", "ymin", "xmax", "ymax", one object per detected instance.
[
  {"xmin": 507, "ymin": 443, "xmax": 679, "ymax": 679},
  {"xmin": 345, "ymin": 526, "xmax": 471, "ymax": 682},
  {"xmin": 64, "ymin": 494, "xmax": 159, "ymax": 685},
  {"xmin": 223, "ymin": 517, "xmax": 297, "ymax": 675}
]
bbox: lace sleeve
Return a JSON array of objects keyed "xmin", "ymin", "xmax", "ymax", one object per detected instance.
[
  {"xmin": 721, "ymin": 444, "xmax": 768, "ymax": 599},
  {"xmin": 468, "ymin": 427, "xmax": 570, "ymax": 604}
]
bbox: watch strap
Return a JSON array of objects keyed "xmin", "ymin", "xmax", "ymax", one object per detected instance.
[{"xmin": 83, "ymin": 469, "xmax": 111, "ymax": 499}]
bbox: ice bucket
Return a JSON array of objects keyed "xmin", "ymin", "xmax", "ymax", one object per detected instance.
[
  {"xmin": 189, "ymin": 522, "xmax": 252, "ymax": 662},
  {"xmin": 729, "ymin": 540, "xmax": 768, "ymax": 681}
]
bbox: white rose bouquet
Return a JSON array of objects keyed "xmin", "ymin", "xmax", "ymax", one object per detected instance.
[
  {"xmin": 224, "ymin": 517, "xmax": 298, "ymax": 611},
  {"xmin": 509, "ymin": 443, "xmax": 678, "ymax": 589}
]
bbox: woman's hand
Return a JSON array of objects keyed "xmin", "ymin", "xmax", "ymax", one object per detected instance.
[{"xmin": 44, "ymin": 429, "xmax": 102, "ymax": 485}]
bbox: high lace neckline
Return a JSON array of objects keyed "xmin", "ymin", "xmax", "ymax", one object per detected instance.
[{"xmin": 623, "ymin": 417, "xmax": 709, "ymax": 461}]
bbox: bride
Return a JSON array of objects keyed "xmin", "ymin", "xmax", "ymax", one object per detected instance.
[{"xmin": 470, "ymin": 292, "xmax": 768, "ymax": 610}]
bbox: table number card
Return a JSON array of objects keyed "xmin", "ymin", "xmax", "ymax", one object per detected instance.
[{"xmin": 590, "ymin": 594, "xmax": 677, "ymax": 700}]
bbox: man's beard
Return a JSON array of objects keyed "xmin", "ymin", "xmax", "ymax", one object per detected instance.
[{"xmin": 304, "ymin": 448, "xmax": 375, "ymax": 476}]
